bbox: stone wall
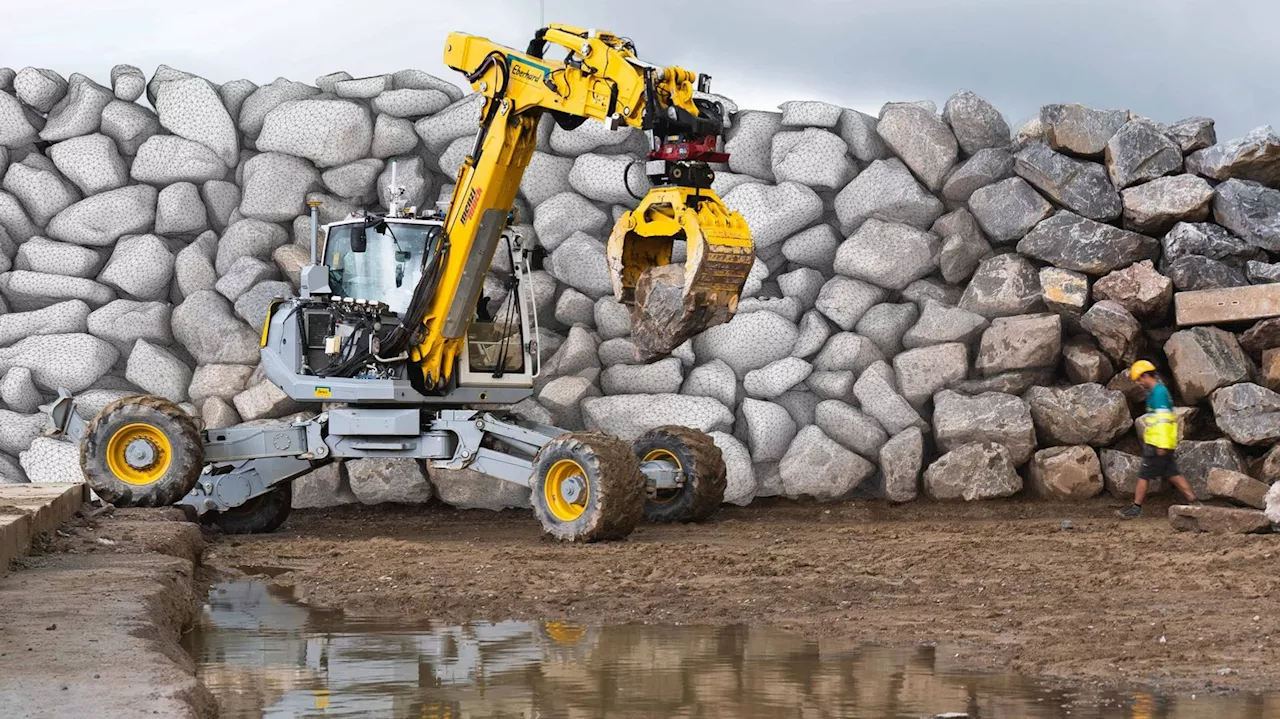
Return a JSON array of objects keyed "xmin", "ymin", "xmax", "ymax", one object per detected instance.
[{"xmin": 2, "ymin": 64, "xmax": 1280, "ymax": 514}]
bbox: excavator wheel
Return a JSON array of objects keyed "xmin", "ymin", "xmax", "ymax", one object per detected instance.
[
  {"xmin": 80, "ymin": 396, "xmax": 205, "ymax": 508},
  {"xmin": 530, "ymin": 432, "xmax": 645, "ymax": 542},
  {"xmin": 205, "ymin": 484, "xmax": 293, "ymax": 535},
  {"xmin": 631, "ymin": 425, "xmax": 725, "ymax": 524}
]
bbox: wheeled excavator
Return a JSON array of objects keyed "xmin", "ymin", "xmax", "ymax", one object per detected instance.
[{"xmin": 42, "ymin": 24, "xmax": 755, "ymax": 541}]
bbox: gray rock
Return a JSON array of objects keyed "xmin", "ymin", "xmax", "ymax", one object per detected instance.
[
  {"xmin": 537, "ymin": 376, "xmax": 600, "ymax": 430},
  {"xmin": 814, "ymin": 276, "xmax": 889, "ymax": 330},
  {"xmin": 933, "ymin": 390, "xmax": 1037, "ymax": 466},
  {"xmin": 14, "ymin": 237, "xmax": 101, "ymax": 278},
  {"xmin": 722, "ymin": 181, "xmax": 822, "ymax": 250},
  {"xmin": 903, "ymin": 278, "xmax": 963, "ymax": 307},
  {"xmin": 0, "ymin": 92, "xmax": 41, "ymax": 149},
  {"xmin": 234, "ymin": 280, "xmax": 293, "ymax": 331},
  {"xmin": 855, "ymin": 302, "xmax": 919, "ymax": 357},
  {"xmin": 215, "ymin": 257, "xmax": 278, "ymax": 301},
  {"xmin": 812, "ymin": 332, "xmax": 885, "ymax": 372},
  {"xmin": 833, "ymin": 218, "xmax": 939, "ymax": 291},
  {"xmin": 172, "ymin": 290, "xmax": 261, "ymax": 365},
  {"xmin": 880, "ymin": 427, "xmax": 923, "ymax": 503},
  {"xmin": 1104, "ymin": 119, "xmax": 1183, "ymax": 189},
  {"xmin": 1092, "ymin": 260, "xmax": 1173, "ymax": 319},
  {"xmin": 1212, "ymin": 178, "xmax": 1280, "ymax": 252},
  {"xmin": 1165, "ymin": 327, "xmax": 1250, "ymax": 404},
  {"xmin": 1025, "ymin": 384, "xmax": 1131, "ymax": 447},
  {"xmin": 792, "ymin": 310, "xmax": 832, "ymax": 360},
  {"xmin": 0, "ymin": 333, "xmax": 117, "ymax": 392},
  {"xmin": 154, "ymin": 182, "xmax": 209, "ymax": 237},
  {"xmin": 1018, "ymin": 211, "xmax": 1158, "ymax": 276},
  {"xmin": 724, "ymin": 111, "xmax": 782, "ymax": 181},
  {"xmin": 532, "ymin": 192, "xmax": 606, "ymax": 252},
  {"xmin": 40, "ymin": 74, "xmax": 113, "ymax": 143},
  {"xmin": 99, "ymin": 100, "xmax": 160, "ymax": 156},
  {"xmin": 893, "ymin": 342, "xmax": 968, "ymax": 408},
  {"xmin": 743, "ymin": 357, "xmax": 812, "ymax": 399},
  {"xmin": 0, "ymin": 270, "xmax": 115, "ymax": 312},
  {"xmin": 852, "ymin": 361, "xmax": 925, "ymax": 436},
  {"xmin": 3, "ymin": 159, "xmax": 81, "ymax": 228},
  {"xmin": 805, "ymin": 370, "xmax": 855, "ymax": 400},
  {"xmin": 876, "ymin": 103, "xmax": 959, "ymax": 191},
  {"xmin": 1029, "ymin": 445, "xmax": 1103, "ymax": 500},
  {"xmin": 413, "ymin": 93, "xmax": 483, "ymax": 155},
  {"xmin": 348, "ymin": 457, "xmax": 432, "ymax": 505},
  {"xmin": 1038, "ymin": 267, "xmax": 1089, "ymax": 322},
  {"xmin": 188, "ymin": 364, "xmax": 254, "ymax": 404},
  {"xmin": 1176, "ymin": 439, "xmax": 1247, "ymax": 498},
  {"xmin": 1186, "ymin": 125, "xmax": 1280, "ymax": 185},
  {"xmin": 779, "ymin": 425, "xmax": 875, "ymax": 501},
  {"xmin": 836, "ymin": 108, "xmax": 891, "ymax": 163},
  {"xmin": 98, "ymin": 234, "xmax": 174, "ymax": 301},
  {"xmin": 959, "ymin": 254, "xmax": 1043, "ymax": 319},
  {"xmin": 239, "ymin": 152, "xmax": 321, "ymax": 223},
  {"xmin": 737, "ymin": 296, "xmax": 803, "ymax": 324},
  {"xmin": 1210, "ymin": 383, "xmax": 1280, "ymax": 446},
  {"xmin": 968, "ymin": 176, "xmax": 1053, "ymax": 244},
  {"xmin": 0, "ymin": 410, "xmax": 45, "ymax": 455},
  {"xmin": 124, "ymin": 340, "xmax": 192, "ymax": 403},
  {"xmin": 708, "ymin": 431, "xmax": 756, "ymax": 507},
  {"xmin": 154, "ymin": 76, "xmax": 239, "ymax": 167},
  {"xmin": 736, "ymin": 398, "xmax": 797, "ymax": 463},
  {"xmin": 950, "ymin": 368, "xmax": 1055, "ymax": 397},
  {"xmin": 13, "ymin": 67, "xmax": 66, "ymax": 113},
  {"xmin": 130, "ymin": 135, "xmax": 227, "ymax": 185},
  {"xmin": 1014, "ymin": 142, "xmax": 1121, "ymax": 221},
  {"xmin": 47, "ymin": 133, "xmax": 128, "ymax": 196},
  {"xmin": 109, "ymin": 64, "xmax": 145, "ymax": 102},
  {"xmin": 770, "ymin": 128, "xmax": 857, "ymax": 190},
  {"xmin": 0, "ymin": 367, "xmax": 41, "ymax": 414},
  {"xmin": 201, "ymin": 180, "xmax": 241, "ymax": 232},
  {"xmin": 941, "ymin": 148, "xmax": 1016, "ymax": 205},
  {"xmin": 86, "ymin": 300, "xmax": 172, "ymax": 354},
  {"xmin": 174, "ymin": 231, "xmax": 218, "ymax": 298},
  {"xmin": 814, "ymin": 399, "xmax": 888, "ymax": 459},
  {"xmin": 1167, "ymin": 117, "xmax": 1216, "ymax": 154},
  {"xmin": 1167, "ymin": 255, "xmax": 1248, "ymax": 291},
  {"xmin": 833, "ymin": 158, "xmax": 944, "ymax": 233},
  {"xmin": 1247, "ymin": 260, "xmax": 1280, "ymax": 284},
  {"xmin": 216, "ymin": 218, "xmax": 289, "ymax": 275},
  {"xmin": 1063, "ymin": 338, "xmax": 1114, "ymax": 385},
  {"xmin": 232, "ymin": 379, "xmax": 303, "ymax": 423},
  {"xmin": 935, "ymin": 211, "xmax": 993, "ymax": 283},
  {"xmin": 19, "ymin": 437, "xmax": 81, "ymax": 484},
  {"xmin": 924, "ymin": 441, "xmax": 1022, "ymax": 501},
  {"xmin": 238, "ymin": 78, "xmax": 321, "ymax": 140},
  {"xmin": 692, "ymin": 308, "xmax": 799, "ymax": 377},
  {"xmin": 781, "ymin": 224, "xmax": 840, "ymax": 271},
  {"xmin": 582, "ymin": 394, "xmax": 733, "ymax": 442},
  {"xmin": 1039, "ymin": 104, "xmax": 1128, "ymax": 158},
  {"xmin": 777, "ymin": 267, "xmax": 825, "ymax": 309},
  {"xmin": 0, "ymin": 191, "xmax": 39, "ymax": 244},
  {"xmin": 975, "ymin": 313, "xmax": 1061, "ymax": 377},
  {"xmin": 1121, "ymin": 175, "xmax": 1214, "ymax": 235},
  {"xmin": 289, "ymin": 463, "xmax": 355, "ymax": 509},
  {"xmin": 1081, "ymin": 300, "xmax": 1141, "ymax": 366},
  {"xmin": 428, "ymin": 466, "xmax": 531, "ymax": 511},
  {"xmin": 943, "ymin": 90, "xmax": 1010, "ymax": 155},
  {"xmin": 779, "ymin": 100, "xmax": 842, "ymax": 128},
  {"xmin": 903, "ymin": 300, "xmax": 989, "ymax": 349},
  {"xmin": 1101, "ymin": 448, "xmax": 1161, "ymax": 499},
  {"xmin": 0, "ymin": 300, "xmax": 90, "ymax": 347},
  {"xmin": 600, "ymin": 357, "xmax": 683, "ymax": 395},
  {"xmin": 1207, "ymin": 467, "xmax": 1269, "ymax": 510},
  {"xmin": 1241, "ymin": 317, "xmax": 1280, "ymax": 357}
]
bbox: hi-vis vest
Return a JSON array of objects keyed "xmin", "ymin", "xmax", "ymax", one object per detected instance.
[{"xmin": 1143, "ymin": 409, "xmax": 1178, "ymax": 450}]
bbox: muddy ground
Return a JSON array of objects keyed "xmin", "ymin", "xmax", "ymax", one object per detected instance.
[{"xmin": 207, "ymin": 497, "xmax": 1279, "ymax": 697}]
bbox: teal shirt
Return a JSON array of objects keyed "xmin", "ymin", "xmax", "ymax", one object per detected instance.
[{"xmin": 1146, "ymin": 381, "xmax": 1174, "ymax": 414}]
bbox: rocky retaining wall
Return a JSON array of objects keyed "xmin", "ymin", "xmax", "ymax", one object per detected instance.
[{"xmin": 2, "ymin": 64, "xmax": 1280, "ymax": 515}]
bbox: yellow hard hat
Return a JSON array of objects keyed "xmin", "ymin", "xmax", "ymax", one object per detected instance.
[{"xmin": 1129, "ymin": 360, "xmax": 1157, "ymax": 380}]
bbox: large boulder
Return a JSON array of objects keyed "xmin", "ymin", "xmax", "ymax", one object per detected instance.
[
  {"xmin": 1039, "ymin": 104, "xmax": 1128, "ymax": 158},
  {"xmin": 0, "ymin": 333, "xmax": 117, "ymax": 392},
  {"xmin": 1080, "ymin": 300, "xmax": 1141, "ymax": 366},
  {"xmin": 547, "ymin": 232, "xmax": 612, "ymax": 299},
  {"xmin": 98, "ymin": 234, "xmax": 174, "ymax": 301},
  {"xmin": 1017, "ymin": 211, "xmax": 1158, "ymax": 276},
  {"xmin": 778, "ymin": 426, "xmax": 875, "ymax": 501},
  {"xmin": 736, "ymin": 398, "xmax": 797, "ymax": 463},
  {"xmin": 1186, "ymin": 125, "xmax": 1280, "ymax": 186},
  {"xmin": 1120, "ymin": 175, "xmax": 1214, "ymax": 235},
  {"xmin": 958, "ymin": 254, "xmax": 1043, "ymax": 319},
  {"xmin": 814, "ymin": 399, "xmax": 889, "ymax": 459},
  {"xmin": 1038, "ymin": 266, "xmax": 1089, "ymax": 323},
  {"xmin": 171, "ymin": 290, "xmax": 261, "ymax": 365},
  {"xmin": 814, "ymin": 276, "xmax": 889, "ymax": 330},
  {"xmin": 902, "ymin": 300, "xmax": 988, "ymax": 349},
  {"xmin": 15, "ymin": 238, "xmax": 101, "ymax": 278},
  {"xmin": 1025, "ymin": 384, "xmax": 1131, "ymax": 447},
  {"xmin": 532, "ymin": 192, "xmax": 607, "ymax": 252},
  {"xmin": 600, "ymin": 357, "xmax": 683, "ymax": 395},
  {"xmin": 1207, "ymin": 467, "xmax": 1269, "ymax": 510},
  {"xmin": 1161, "ymin": 221, "xmax": 1262, "ymax": 272},
  {"xmin": 924, "ymin": 442, "xmax": 1022, "ymax": 500},
  {"xmin": 39, "ymin": 74, "xmax": 113, "ymax": 142},
  {"xmin": 1063, "ymin": 338, "xmax": 1113, "ymax": 385},
  {"xmin": 893, "ymin": 343, "xmax": 968, "ymax": 408},
  {"xmin": 1165, "ymin": 255, "xmax": 1248, "ymax": 291},
  {"xmin": 87, "ymin": 300, "xmax": 172, "ymax": 355},
  {"xmin": 239, "ymin": 152, "xmax": 321, "ymax": 222},
  {"xmin": 933, "ymin": 208, "xmax": 993, "ymax": 283},
  {"xmin": 852, "ymin": 361, "xmax": 925, "ymax": 436},
  {"xmin": 1168, "ymin": 505, "xmax": 1272, "ymax": 534},
  {"xmin": 1029, "ymin": 445, "xmax": 1103, "ymax": 500},
  {"xmin": 237, "ymin": 78, "xmax": 321, "ymax": 140},
  {"xmin": 833, "ymin": 218, "xmax": 940, "ymax": 291},
  {"xmin": 1091, "ymin": 260, "xmax": 1173, "ymax": 320},
  {"xmin": 47, "ymin": 134, "xmax": 129, "ymax": 195},
  {"xmin": 1176, "ymin": 439, "xmax": 1247, "ymax": 498},
  {"xmin": 1101, "ymin": 448, "xmax": 1161, "ymax": 499},
  {"xmin": 833, "ymin": 158, "xmax": 944, "ymax": 233},
  {"xmin": 568, "ymin": 153, "xmax": 651, "ymax": 206},
  {"xmin": 0, "ymin": 271, "xmax": 114, "ymax": 312},
  {"xmin": 428, "ymin": 466, "xmax": 531, "ymax": 511},
  {"xmin": 537, "ymin": 376, "xmax": 600, "ymax": 430},
  {"xmin": 836, "ymin": 108, "xmax": 890, "ymax": 163},
  {"xmin": 1210, "ymin": 383, "xmax": 1280, "ymax": 446},
  {"xmin": 581, "ymin": 394, "xmax": 733, "ymax": 441},
  {"xmin": 216, "ymin": 218, "xmax": 289, "ymax": 275},
  {"xmin": 100, "ymin": 99, "xmax": 160, "ymax": 156},
  {"xmin": 3, "ymin": 159, "xmax": 81, "ymax": 228},
  {"xmin": 692, "ymin": 301, "xmax": 798, "ymax": 377},
  {"xmin": 1167, "ymin": 117, "xmax": 1216, "ymax": 154},
  {"xmin": 722, "ymin": 181, "xmax": 823, "ymax": 249},
  {"xmin": 130, "ymin": 135, "xmax": 227, "ymax": 185},
  {"xmin": 1104, "ymin": 119, "xmax": 1183, "ymax": 189},
  {"xmin": 1015, "ymin": 142, "xmax": 1121, "ymax": 221},
  {"xmin": 347, "ymin": 458, "xmax": 432, "ymax": 505},
  {"xmin": 974, "ymin": 313, "xmax": 1061, "ymax": 377},
  {"xmin": 770, "ymin": 128, "xmax": 857, "ymax": 190},
  {"xmin": 967, "ymin": 176, "xmax": 1053, "ymax": 243},
  {"xmin": 933, "ymin": 390, "xmax": 1036, "ymax": 465},
  {"xmin": 941, "ymin": 148, "xmax": 1016, "ymax": 206},
  {"xmin": 856, "ymin": 302, "xmax": 918, "ymax": 357},
  {"xmin": 880, "ymin": 427, "xmax": 924, "ymax": 503},
  {"xmin": 154, "ymin": 76, "xmax": 239, "ymax": 167},
  {"xmin": 1164, "ymin": 327, "xmax": 1250, "ymax": 404},
  {"xmin": 124, "ymin": 340, "xmax": 192, "ymax": 403},
  {"xmin": 1212, "ymin": 178, "xmax": 1280, "ymax": 252},
  {"xmin": 743, "ymin": 357, "xmax": 811, "ymax": 399},
  {"xmin": 724, "ymin": 111, "xmax": 783, "ymax": 181},
  {"xmin": 812, "ymin": 332, "xmax": 885, "ymax": 373},
  {"xmin": 0, "ymin": 300, "xmax": 90, "ymax": 347},
  {"xmin": 942, "ymin": 90, "xmax": 1010, "ymax": 155},
  {"xmin": 875, "ymin": 102, "xmax": 958, "ymax": 191}
]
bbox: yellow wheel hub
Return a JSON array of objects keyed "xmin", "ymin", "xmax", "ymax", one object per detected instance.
[
  {"xmin": 643, "ymin": 448, "xmax": 683, "ymax": 504},
  {"xmin": 544, "ymin": 458, "xmax": 590, "ymax": 522},
  {"xmin": 105, "ymin": 423, "xmax": 172, "ymax": 486}
]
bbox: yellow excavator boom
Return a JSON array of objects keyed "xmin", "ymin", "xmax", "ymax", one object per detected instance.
[{"xmin": 400, "ymin": 24, "xmax": 753, "ymax": 389}]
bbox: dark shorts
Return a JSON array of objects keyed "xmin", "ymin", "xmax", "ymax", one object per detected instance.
[{"xmin": 1140, "ymin": 444, "xmax": 1179, "ymax": 480}]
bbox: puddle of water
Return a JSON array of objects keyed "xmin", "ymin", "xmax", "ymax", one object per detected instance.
[{"xmin": 184, "ymin": 579, "xmax": 1279, "ymax": 719}]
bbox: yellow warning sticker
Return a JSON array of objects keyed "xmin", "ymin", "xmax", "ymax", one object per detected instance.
[{"xmin": 314, "ymin": 387, "xmax": 332, "ymax": 398}]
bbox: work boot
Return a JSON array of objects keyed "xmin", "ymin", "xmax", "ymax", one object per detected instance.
[{"xmin": 1116, "ymin": 503, "xmax": 1142, "ymax": 519}]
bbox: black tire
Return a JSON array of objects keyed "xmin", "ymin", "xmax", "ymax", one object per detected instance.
[
  {"xmin": 530, "ymin": 431, "xmax": 645, "ymax": 542},
  {"xmin": 208, "ymin": 484, "xmax": 293, "ymax": 534},
  {"xmin": 632, "ymin": 425, "xmax": 725, "ymax": 523},
  {"xmin": 80, "ymin": 396, "xmax": 204, "ymax": 508}
]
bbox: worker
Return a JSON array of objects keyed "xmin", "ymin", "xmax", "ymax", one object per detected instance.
[{"xmin": 1117, "ymin": 360, "xmax": 1198, "ymax": 519}]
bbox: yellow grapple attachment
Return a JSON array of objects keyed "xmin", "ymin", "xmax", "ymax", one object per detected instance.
[{"xmin": 607, "ymin": 186, "xmax": 754, "ymax": 359}]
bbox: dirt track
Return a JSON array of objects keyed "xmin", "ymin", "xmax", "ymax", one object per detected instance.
[{"xmin": 207, "ymin": 497, "xmax": 1280, "ymax": 696}]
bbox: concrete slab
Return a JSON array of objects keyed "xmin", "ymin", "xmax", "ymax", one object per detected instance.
[
  {"xmin": 0, "ymin": 483, "xmax": 86, "ymax": 573},
  {"xmin": 1175, "ymin": 284, "xmax": 1280, "ymax": 326}
]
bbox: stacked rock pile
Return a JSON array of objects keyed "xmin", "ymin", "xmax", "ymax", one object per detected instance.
[{"xmin": 1, "ymin": 64, "xmax": 1279, "ymax": 521}]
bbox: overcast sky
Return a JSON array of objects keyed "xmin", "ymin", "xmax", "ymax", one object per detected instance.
[{"xmin": 2, "ymin": 0, "xmax": 1275, "ymax": 139}]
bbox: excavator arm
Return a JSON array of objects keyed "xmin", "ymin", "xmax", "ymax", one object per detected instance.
[{"xmin": 395, "ymin": 24, "xmax": 754, "ymax": 390}]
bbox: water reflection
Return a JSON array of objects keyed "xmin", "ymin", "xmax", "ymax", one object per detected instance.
[{"xmin": 184, "ymin": 580, "xmax": 1278, "ymax": 718}]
